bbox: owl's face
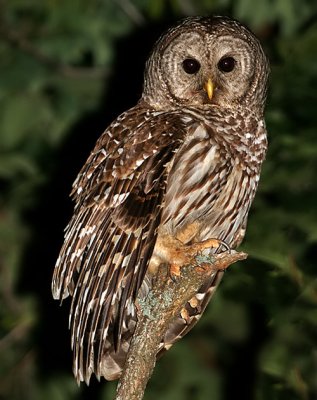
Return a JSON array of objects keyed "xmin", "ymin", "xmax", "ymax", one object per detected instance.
[{"xmin": 143, "ymin": 17, "xmax": 269, "ymax": 112}]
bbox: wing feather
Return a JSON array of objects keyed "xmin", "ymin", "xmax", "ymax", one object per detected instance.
[{"xmin": 51, "ymin": 104, "xmax": 189, "ymax": 383}]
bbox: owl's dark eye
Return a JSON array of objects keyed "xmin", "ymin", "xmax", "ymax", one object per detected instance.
[
  {"xmin": 182, "ymin": 58, "xmax": 201, "ymax": 74},
  {"xmin": 217, "ymin": 56, "xmax": 236, "ymax": 73}
]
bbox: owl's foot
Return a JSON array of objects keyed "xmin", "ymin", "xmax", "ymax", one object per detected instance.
[
  {"xmin": 188, "ymin": 238, "xmax": 230, "ymax": 256},
  {"xmin": 169, "ymin": 238, "xmax": 230, "ymax": 279}
]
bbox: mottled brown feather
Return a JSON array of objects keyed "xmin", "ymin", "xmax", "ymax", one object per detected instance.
[{"xmin": 52, "ymin": 15, "xmax": 269, "ymax": 384}]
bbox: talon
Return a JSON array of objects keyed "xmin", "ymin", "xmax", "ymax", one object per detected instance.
[
  {"xmin": 204, "ymin": 238, "xmax": 231, "ymax": 253},
  {"xmin": 169, "ymin": 264, "xmax": 181, "ymax": 281},
  {"xmin": 217, "ymin": 239, "xmax": 231, "ymax": 253},
  {"xmin": 192, "ymin": 238, "xmax": 231, "ymax": 256}
]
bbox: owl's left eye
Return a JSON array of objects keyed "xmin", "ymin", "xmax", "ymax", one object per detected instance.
[
  {"xmin": 182, "ymin": 58, "xmax": 201, "ymax": 74},
  {"xmin": 217, "ymin": 56, "xmax": 236, "ymax": 73}
]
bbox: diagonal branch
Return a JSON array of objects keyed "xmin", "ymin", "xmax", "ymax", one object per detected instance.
[{"xmin": 114, "ymin": 250, "xmax": 247, "ymax": 400}]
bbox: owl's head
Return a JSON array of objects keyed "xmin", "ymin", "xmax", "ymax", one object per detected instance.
[{"xmin": 143, "ymin": 16, "xmax": 269, "ymax": 113}]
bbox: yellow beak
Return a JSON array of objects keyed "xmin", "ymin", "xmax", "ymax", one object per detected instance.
[{"xmin": 204, "ymin": 78, "xmax": 214, "ymax": 100}]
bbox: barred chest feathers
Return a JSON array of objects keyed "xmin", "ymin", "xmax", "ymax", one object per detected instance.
[{"xmin": 159, "ymin": 109, "xmax": 267, "ymax": 248}]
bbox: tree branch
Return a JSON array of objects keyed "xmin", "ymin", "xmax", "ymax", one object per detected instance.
[{"xmin": 114, "ymin": 250, "xmax": 247, "ymax": 400}]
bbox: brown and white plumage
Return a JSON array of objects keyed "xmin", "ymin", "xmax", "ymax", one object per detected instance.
[{"xmin": 52, "ymin": 16, "xmax": 269, "ymax": 383}]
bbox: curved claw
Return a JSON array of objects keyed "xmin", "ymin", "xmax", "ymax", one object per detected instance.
[
  {"xmin": 216, "ymin": 239, "xmax": 231, "ymax": 254},
  {"xmin": 197, "ymin": 238, "xmax": 231, "ymax": 256},
  {"xmin": 169, "ymin": 264, "xmax": 181, "ymax": 281}
]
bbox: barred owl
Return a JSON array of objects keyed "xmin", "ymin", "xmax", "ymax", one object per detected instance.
[{"xmin": 52, "ymin": 16, "xmax": 269, "ymax": 384}]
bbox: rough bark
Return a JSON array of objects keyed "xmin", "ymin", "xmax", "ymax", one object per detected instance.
[{"xmin": 114, "ymin": 250, "xmax": 247, "ymax": 400}]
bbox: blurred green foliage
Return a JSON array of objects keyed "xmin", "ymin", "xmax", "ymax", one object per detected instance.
[{"xmin": 0, "ymin": 0, "xmax": 317, "ymax": 399}]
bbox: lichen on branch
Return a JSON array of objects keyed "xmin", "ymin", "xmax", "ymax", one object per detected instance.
[{"xmin": 114, "ymin": 250, "xmax": 247, "ymax": 400}]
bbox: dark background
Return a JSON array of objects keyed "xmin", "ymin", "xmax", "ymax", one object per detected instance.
[{"xmin": 0, "ymin": 1, "xmax": 317, "ymax": 399}]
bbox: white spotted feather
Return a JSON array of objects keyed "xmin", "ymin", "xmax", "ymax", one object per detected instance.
[{"xmin": 52, "ymin": 15, "xmax": 269, "ymax": 384}]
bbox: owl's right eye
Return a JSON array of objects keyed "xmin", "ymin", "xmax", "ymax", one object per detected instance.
[{"xmin": 182, "ymin": 58, "xmax": 201, "ymax": 74}]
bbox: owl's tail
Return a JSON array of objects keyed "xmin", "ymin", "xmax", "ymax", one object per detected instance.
[{"xmin": 98, "ymin": 270, "xmax": 224, "ymax": 380}]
